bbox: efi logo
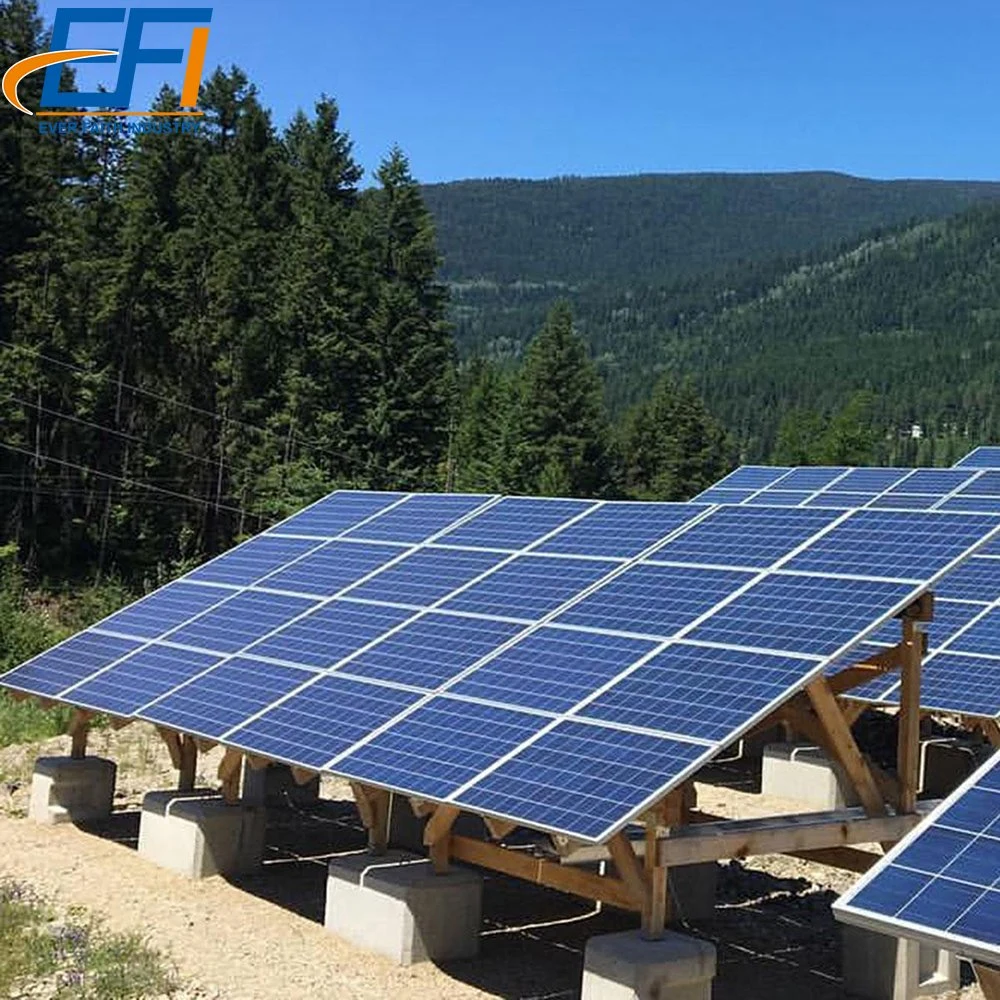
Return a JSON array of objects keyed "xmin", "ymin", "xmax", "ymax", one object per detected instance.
[{"xmin": 2, "ymin": 6, "xmax": 211, "ymax": 119}]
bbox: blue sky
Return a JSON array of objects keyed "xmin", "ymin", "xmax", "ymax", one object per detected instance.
[{"xmin": 35, "ymin": 0, "xmax": 1000, "ymax": 184}]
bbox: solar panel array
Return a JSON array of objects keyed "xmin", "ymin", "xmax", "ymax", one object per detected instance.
[
  {"xmin": 3, "ymin": 489, "xmax": 999, "ymax": 843},
  {"xmin": 833, "ymin": 748, "xmax": 1000, "ymax": 965},
  {"xmin": 954, "ymin": 447, "xmax": 1000, "ymax": 470},
  {"xmin": 694, "ymin": 466, "xmax": 1000, "ymax": 720}
]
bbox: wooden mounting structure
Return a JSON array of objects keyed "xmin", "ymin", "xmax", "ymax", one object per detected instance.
[
  {"xmin": 68, "ymin": 709, "xmax": 92, "ymax": 759},
  {"xmin": 350, "ymin": 782, "xmax": 390, "ymax": 853},
  {"xmin": 976, "ymin": 964, "xmax": 1000, "ymax": 1000},
  {"xmin": 217, "ymin": 749, "xmax": 243, "ymax": 803}
]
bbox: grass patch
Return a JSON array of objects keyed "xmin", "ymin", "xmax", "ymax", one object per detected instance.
[
  {"xmin": 0, "ymin": 693, "xmax": 74, "ymax": 749},
  {"xmin": 0, "ymin": 878, "xmax": 178, "ymax": 999}
]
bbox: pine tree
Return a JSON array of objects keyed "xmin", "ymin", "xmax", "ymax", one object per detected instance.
[
  {"xmin": 510, "ymin": 301, "xmax": 611, "ymax": 497},
  {"xmin": 452, "ymin": 358, "xmax": 516, "ymax": 491}
]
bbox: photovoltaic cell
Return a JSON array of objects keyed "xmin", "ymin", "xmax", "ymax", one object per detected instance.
[
  {"xmin": 456, "ymin": 721, "xmax": 707, "ymax": 841},
  {"xmin": 536, "ymin": 503, "xmax": 703, "ymax": 558},
  {"xmin": 834, "ymin": 468, "xmax": 912, "ymax": 492},
  {"xmin": 261, "ymin": 541, "xmax": 404, "ymax": 597},
  {"xmin": 686, "ymin": 573, "xmax": 916, "ymax": 655},
  {"xmin": 247, "ymin": 599, "xmax": 415, "ymax": 669},
  {"xmin": 650, "ymin": 507, "xmax": 840, "ymax": 570},
  {"xmin": 271, "ymin": 491, "xmax": 406, "ymax": 538},
  {"xmin": 185, "ymin": 535, "xmax": 321, "ymax": 587},
  {"xmin": 833, "ymin": 750, "xmax": 1000, "ymax": 964},
  {"xmin": 343, "ymin": 493, "xmax": 492, "ymax": 543},
  {"xmin": 138, "ymin": 657, "xmax": 315, "ymax": 739},
  {"xmin": 776, "ymin": 467, "xmax": 849, "ymax": 490},
  {"xmin": 345, "ymin": 546, "xmax": 508, "ymax": 608},
  {"xmin": 744, "ymin": 490, "xmax": 816, "ymax": 506},
  {"xmin": 345, "ymin": 613, "xmax": 524, "ymax": 689},
  {"xmin": 784, "ymin": 510, "xmax": 1000, "ymax": 580},
  {"xmin": 68, "ymin": 646, "xmax": 223, "ymax": 716},
  {"xmin": 938, "ymin": 497, "xmax": 1000, "ymax": 514},
  {"xmin": 935, "ymin": 558, "xmax": 1000, "ymax": 603},
  {"xmin": 941, "ymin": 608, "xmax": 1000, "ymax": 656},
  {"xmin": 886, "ymin": 469, "xmax": 974, "ymax": 494},
  {"xmin": 868, "ymin": 494, "xmax": 941, "ymax": 510},
  {"xmin": 691, "ymin": 487, "xmax": 758, "ymax": 504},
  {"xmin": 435, "ymin": 497, "xmax": 596, "ymax": 551},
  {"xmin": 918, "ymin": 653, "xmax": 1000, "ymax": 718},
  {"xmin": 449, "ymin": 628, "xmax": 658, "ymax": 713},
  {"xmin": 959, "ymin": 471, "xmax": 1000, "ymax": 496},
  {"xmin": 0, "ymin": 632, "xmax": 141, "ymax": 698},
  {"xmin": 95, "ymin": 581, "xmax": 233, "ymax": 639},
  {"xmin": 954, "ymin": 447, "xmax": 1000, "ymax": 469},
  {"xmin": 713, "ymin": 466, "xmax": 791, "ymax": 489},
  {"xmin": 337, "ymin": 698, "xmax": 548, "ymax": 799},
  {"xmin": 167, "ymin": 590, "xmax": 318, "ymax": 653},
  {"xmin": 440, "ymin": 555, "xmax": 614, "ymax": 620},
  {"xmin": 226, "ymin": 675, "xmax": 420, "ymax": 768},
  {"xmin": 579, "ymin": 642, "xmax": 817, "ymax": 741},
  {"xmin": 804, "ymin": 492, "xmax": 879, "ymax": 509},
  {"xmin": 554, "ymin": 563, "xmax": 755, "ymax": 636}
]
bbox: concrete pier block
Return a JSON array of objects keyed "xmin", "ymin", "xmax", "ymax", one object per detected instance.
[
  {"xmin": 762, "ymin": 743, "xmax": 859, "ymax": 809},
  {"xmin": 582, "ymin": 929, "xmax": 717, "ymax": 1000},
  {"xmin": 29, "ymin": 756, "xmax": 116, "ymax": 825},
  {"xmin": 137, "ymin": 790, "xmax": 266, "ymax": 879},
  {"xmin": 842, "ymin": 924, "xmax": 959, "ymax": 1000},
  {"xmin": 241, "ymin": 763, "xmax": 320, "ymax": 808},
  {"xmin": 325, "ymin": 849, "xmax": 482, "ymax": 965}
]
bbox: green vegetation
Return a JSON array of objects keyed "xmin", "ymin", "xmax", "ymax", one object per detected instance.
[{"xmin": 0, "ymin": 878, "xmax": 178, "ymax": 999}]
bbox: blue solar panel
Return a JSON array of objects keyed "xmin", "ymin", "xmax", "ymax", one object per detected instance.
[
  {"xmin": 344, "ymin": 493, "xmax": 493, "ymax": 543},
  {"xmin": 936, "ymin": 558, "xmax": 1000, "ymax": 603},
  {"xmin": 440, "ymin": 555, "xmax": 614, "ymax": 620},
  {"xmin": 865, "ymin": 599, "xmax": 983, "ymax": 648},
  {"xmin": 785, "ymin": 510, "xmax": 1000, "ymax": 580},
  {"xmin": 536, "ymin": 503, "xmax": 704, "ymax": 558},
  {"xmin": 803, "ymin": 492, "xmax": 879, "ymax": 509},
  {"xmin": 834, "ymin": 468, "xmax": 912, "ymax": 492},
  {"xmin": 247, "ymin": 600, "xmax": 414, "ymax": 669},
  {"xmin": 554, "ymin": 563, "xmax": 755, "ymax": 636},
  {"xmin": 95, "ymin": 581, "xmax": 233, "ymax": 639},
  {"xmin": 68, "ymin": 646, "xmax": 223, "ymax": 716},
  {"xmin": 691, "ymin": 487, "xmax": 758, "ymax": 504},
  {"xmin": 259, "ymin": 541, "xmax": 403, "ymax": 597},
  {"xmin": 1, "ymin": 632, "xmax": 142, "ymax": 698},
  {"xmin": 743, "ymin": 491, "xmax": 816, "ymax": 506},
  {"xmin": 955, "ymin": 447, "xmax": 1000, "ymax": 469},
  {"xmin": 580, "ymin": 643, "xmax": 814, "ymax": 741},
  {"xmin": 456, "ymin": 721, "xmax": 707, "ymax": 841},
  {"xmin": 435, "ymin": 497, "xmax": 596, "ymax": 551},
  {"xmin": 449, "ymin": 628, "xmax": 657, "ymax": 713},
  {"xmin": 650, "ymin": 507, "xmax": 841, "ymax": 569},
  {"xmin": 271, "ymin": 490, "xmax": 406, "ymax": 538},
  {"xmin": 687, "ymin": 573, "xmax": 916, "ymax": 655},
  {"xmin": 713, "ymin": 466, "xmax": 791, "ymax": 489},
  {"xmin": 138, "ymin": 656, "xmax": 316, "ymax": 738},
  {"xmin": 886, "ymin": 469, "xmax": 974, "ymax": 494},
  {"xmin": 959, "ymin": 472, "xmax": 1000, "ymax": 496},
  {"xmin": 338, "ymin": 698, "xmax": 547, "ymax": 799},
  {"xmin": 167, "ymin": 591, "xmax": 318, "ymax": 653},
  {"xmin": 834, "ymin": 750, "xmax": 1000, "ymax": 964},
  {"xmin": 777, "ymin": 467, "xmax": 849, "ymax": 490},
  {"xmin": 186, "ymin": 535, "xmax": 321, "ymax": 587},
  {"xmin": 942, "ymin": 608, "xmax": 1000, "ymax": 656},
  {"xmin": 345, "ymin": 546, "xmax": 508, "ymax": 608},
  {"xmin": 917, "ymin": 653, "xmax": 1000, "ymax": 717},
  {"xmin": 868, "ymin": 494, "xmax": 941, "ymax": 510},
  {"xmin": 345, "ymin": 613, "xmax": 523, "ymax": 688},
  {"xmin": 226, "ymin": 675, "xmax": 420, "ymax": 768},
  {"xmin": 938, "ymin": 496, "xmax": 1000, "ymax": 514}
]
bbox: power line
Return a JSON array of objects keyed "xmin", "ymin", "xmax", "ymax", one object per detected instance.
[{"xmin": 0, "ymin": 441, "xmax": 263, "ymax": 519}]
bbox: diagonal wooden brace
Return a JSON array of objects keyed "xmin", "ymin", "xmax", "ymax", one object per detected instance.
[
  {"xmin": 350, "ymin": 782, "xmax": 390, "ymax": 854},
  {"xmin": 217, "ymin": 749, "xmax": 243, "ymax": 803},
  {"xmin": 423, "ymin": 804, "xmax": 461, "ymax": 872}
]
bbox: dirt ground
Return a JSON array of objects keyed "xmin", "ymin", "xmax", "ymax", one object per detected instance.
[{"xmin": 0, "ymin": 725, "xmax": 986, "ymax": 1000}]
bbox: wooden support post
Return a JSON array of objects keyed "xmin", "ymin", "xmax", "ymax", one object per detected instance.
[
  {"xmin": 976, "ymin": 964, "xmax": 1000, "ymax": 1000},
  {"xmin": 350, "ymin": 782, "xmax": 390, "ymax": 854},
  {"xmin": 805, "ymin": 677, "xmax": 886, "ymax": 817},
  {"xmin": 483, "ymin": 816, "xmax": 518, "ymax": 840},
  {"xmin": 980, "ymin": 718, "xmax": 1000, "ymax": 749},
  {"xmin": 156, "ymin": 728, "xmax": 183, "ymax": 769},
  {"xmin": 423, "ymin": 804, "xmax": 460, "ymax": 873},
  {"xmin": 68, "ymin": 710, "xmax": 91, "ymax": 759},
  {"xmin": 897, "ymin": 617, "xmax": 923, "ymax": 814},
  {"xmin": 246, "ymin": 754, "xmax": 272, "ymax": 771},
  {"xmin": 178, "ymin": 735, "xmax": 198, "ymax": 792},
  {"xmin": 643, "ymin": 817, "xmax": 668, "ymax": 938},
  {"xmin": 217, "ymin": 749, "xmax": 243, "ymax": 804},
  {"xmin": 408, "ymin": 797, "xmax": 436, "ymax": 819},
  {"xmin": 290, "ymin": 766, "xmax": 318, "ymax": 786},
  {"xmin": 607, "ymin": 831, "xmax": 659, "ymax": 935}
]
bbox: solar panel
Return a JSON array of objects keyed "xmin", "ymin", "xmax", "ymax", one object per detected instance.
[
  {"xmin": 186, "ymin": 535, "xmax": 322, "ymax": 586},
  {"xmin": 954, "ymin": 446, "xmax": 1000, "ymax": 469},
  {"xmin": 710, "ymin": 466, "xmax": 792, "ymax": 489},
  {"xmin": 833, "ymin": 749, "xmax": 1000, "ymax": 966},
  {"xmin": 5, "ymin": 487, "xmax": 1000, "ymax": 846}
]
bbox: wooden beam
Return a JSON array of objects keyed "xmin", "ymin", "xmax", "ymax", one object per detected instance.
[
  {"xmin": 806, "ymin": 677, "xmax": 886, "ymax": 817},
  {"xmin": 350, "ymin": 782, "xmax": 390, "ymax": 853},
  {"xmin": 178, "ymin": 735, "xmax": 197, "ymax": 792},
  {"xmin": 408, "ymin": 797, "xmax": 436, "ymax": 819},
  {"xmin": 975, "ymin": 963, "xmax": 1000, "ymax": 1000},
  {"xmin": 246, "ymin": 754, "xmax": 272, "ymax": 771},
  {"xmin": 899, "ymin": 591, "xmax": 934, "ymax": 622},
  {"xmin": 897, "ymin": 618, "xmax": 923, "ymax": 814},
  {"xmin": 195, "ymin": 738, "xmax": 217, "ymax": 753},
  {"xmin": 840, "ymin": 700, "xmax": 870, "ymax": 727},
  {"xmin": 483, "ymin": 816, "xmax": 518, "ymax": 840},
  {"xmin": 450, "ymin": 835, "xmax": 638, "ymax": 910},
  {"xmin": 828, "ymin": 663, "xmax": 891, "ymax": 696},
  {"xmin": 788, "ymin": 847, "xmax": 878, "ymax": 873},
  {"xmin": 156, "ymin": 728, "xmax": 183, "ymax": 770},
  {"xmin": 643, "ymin": 817, "xmax": 668, "ymax": 938},
  {"xmin": 217, "ymin": 749, "xmax": 243, "ymax": 804},
  {"xmin": 424, "ymin": 805, "xmax": 460, "ymax": 873},
  {"xmin": 607, "ymin": 832, "xmax": 649, "ymax": 909},
  {"xmin": 979, "ymin": 718, "xmax": 1000, "ymax": 749},
  {"xmin": 290, "ymin": 766, "xmax": 317, "ymax": 786},
  {"xmin": 109, "ymin": 716, "xmax": 132, "ymax": 731},
  {"xmin": 68, "ymin": 710, "xmax": 92, "ymax": 759}
]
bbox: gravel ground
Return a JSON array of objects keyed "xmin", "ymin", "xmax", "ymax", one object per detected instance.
[{"xmin": 0, "ymin": 724, "xmax": 987, "ymax": 999}]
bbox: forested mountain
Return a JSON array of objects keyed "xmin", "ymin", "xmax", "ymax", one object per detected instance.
[{"xmin": 423, "ymin": 172, "xmax": 1000, "ymax": 286}]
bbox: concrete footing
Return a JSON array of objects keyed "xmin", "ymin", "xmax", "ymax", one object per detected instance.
[
  {"xmin": 762, "ymin": 743, "xmax": 859, "ymax": 809},
  {"xmin": 29, "ymin": 756, "xmax": 116, "ymax": 825},
  {"xmin": 137, "ymin": 790, "xmax": 266, "ymax": 879},
  {"xmin": 582, "ymin": 930, "xmax": 717, "ymax": 1000},
  {"xmin": 842, "ymin": 924, "xmax": 960, "ymax": 1000},
  {"xmin": 325, "ymin": 849, "xmax": 483, "ymax": 965},
  {"xmin": 241, "ymin": 763, "xmax": 320, "ymax": 808}
]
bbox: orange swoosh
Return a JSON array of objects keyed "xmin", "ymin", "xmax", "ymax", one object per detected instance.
[{"xmin": 3, "ymin": 49, "xmax": 118, "ymax": 115}]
